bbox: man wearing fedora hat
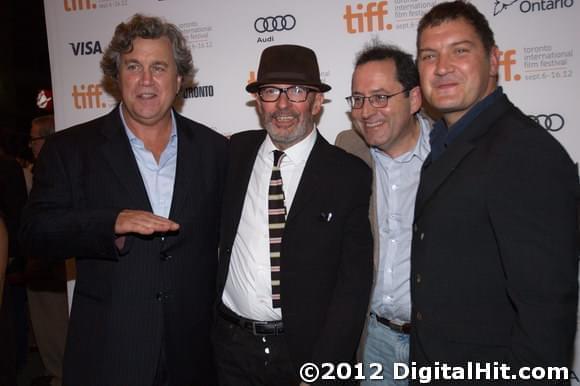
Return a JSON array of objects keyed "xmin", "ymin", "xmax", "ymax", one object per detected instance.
[{"xmin": 213, "ymin": 44, "xmax": 374, "ymax": 385}]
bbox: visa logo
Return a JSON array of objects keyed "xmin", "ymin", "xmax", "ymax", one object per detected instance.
[{"xmin": 69, "ymin": 41, "xmax": 103, "ymax": 56}]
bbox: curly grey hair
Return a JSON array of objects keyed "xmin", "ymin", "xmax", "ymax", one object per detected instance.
[{"xmin": 101, "ymin": 14, "xmax": 193, "ymax": 91}]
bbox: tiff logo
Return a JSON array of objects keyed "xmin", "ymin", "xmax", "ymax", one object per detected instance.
[
  {"xmin": 72, "ymin": 84, "xmax": 106, "ymax": 109},
  {"xmin": 344, "ymin": 1, "xmax": 390, "ymax": 33},
  {"xmin": 498, "ymin": 49, "xmax": 521, "ymax": 81},
  {"xmin": 248, "ymin": 71, "xmax": 257, "ymax": 87},
  {"xmin": 64, "ymin": 0, "xmax": 96, "ymax": 11}
]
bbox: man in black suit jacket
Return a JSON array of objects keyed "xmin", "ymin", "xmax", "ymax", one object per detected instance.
[
  {"xmin": 20, "ymin": 14, "xmax": 227, "ymax": 386},
  {"xmin": 213, "ymin": 45, "xmax": 373, "ymax": 386},
  {"xmin": 410, "ymin": 2, "xmax": 578, "ymax": 384},
  {"xmin": 0, "ymin": 155, "xmax": 27, "ymax": 386},
  {"xmin": 0, "ymin": 156, "xmax": 27, "ymax": 264}
]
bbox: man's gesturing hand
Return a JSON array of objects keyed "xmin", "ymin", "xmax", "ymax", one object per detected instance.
[{"xmin": 115, "ymin": 209, "xmax": 180, "ymax": 235}]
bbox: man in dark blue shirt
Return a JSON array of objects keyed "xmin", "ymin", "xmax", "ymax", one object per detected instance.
[{"xmin": 410, "ymin": 1, "xmax": 578, "ymax": 385}]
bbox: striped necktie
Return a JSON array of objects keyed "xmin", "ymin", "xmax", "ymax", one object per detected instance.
[{"xmin": 269, "ymin": 150, "xmax": 286, "ymax": 309}]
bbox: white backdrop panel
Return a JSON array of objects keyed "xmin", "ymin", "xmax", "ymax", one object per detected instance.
[{"xmin": 45, "ymin": 0, "xmax": 580, "ymax": 381}]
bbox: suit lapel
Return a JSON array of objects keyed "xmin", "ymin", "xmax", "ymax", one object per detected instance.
[
  {"xmin": 168, "ymin": 114, "xmax": 199, "ymax": 223},
  {"xmin": 224, "ymin": 131, "xmax": 266, "ymax": 248},
  {"xmin": 337, "ymin": 130, "xmax": 380, "ymax": 269},
  {"xmin": 414, "ymin": 93, "xmax": 513, "ymax": 219},
  {"xmin": 286, "ymin": 132, "xmax": 327, "ymax": 223},
  {"xmin": 99, "ymin": 106, "xmax": 152, "ymax": 211},
  {"xmin": 414, "ymin": 142, "xmax": 474, "ymax": 218}
]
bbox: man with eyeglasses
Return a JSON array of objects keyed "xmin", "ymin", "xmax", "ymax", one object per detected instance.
[
  {"xmin": 29, "ymin": 116, "xmax": 54, "ymax": 162},
  {"xmin": 336, "ymin": 41, "xmax": 431, "ymax": 386},
  {"xmin": 214, "ymin": 44, "xmax": 373, "ymax": 386}
]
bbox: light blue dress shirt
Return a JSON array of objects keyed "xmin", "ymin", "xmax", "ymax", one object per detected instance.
[
  {"xmin": 370, "ymin": 114, "xmax": 431, "ymax": 323},
  {"xmin": 120, "ymin": 106, "xmax": 178, "ymax": 218}
]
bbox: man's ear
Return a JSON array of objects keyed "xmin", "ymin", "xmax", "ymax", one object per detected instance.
[
  {"xmin": 254, "ymin": 94, "xmax": 263, "ymax": 115},
  {"xmin": 489, "ymin": 46, "xmax": 500, "ymax": 77},
  {"xmin": 176, "ymin": 75, "xmax": 183, "ymax": 94},
  {"xmin": 311, "ymin": 92, "xmax": 324, "ymax": 115},
  {"xmin": 409, "ymin": 86, "xmax": 422, "ymax": 115}
]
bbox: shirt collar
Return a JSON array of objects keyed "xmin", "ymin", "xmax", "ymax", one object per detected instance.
[
  {"xmin": 448, "ymin": 86, "xmax": 502, "ymax": 133},
  {"xmin": 429, "ymin": 87, "xmax": 502, "ymax": 161},
  {"xmin": 119, "ymin": 103, "xmax": 178, "ymax": 146},
  {"xmin": 415, "ymin": 113, "xmax": 432, "ymax": 162},
  {"xmin": 371, "ymin": 113, "xmax": 432, "ymax": 164},
  {"xmin": 432, "ymin": 86, "xmax": 503, "ymax": 141},
  {"xmin": 261, "ymin": 126, "xmax": 317, "ymax": 165}
]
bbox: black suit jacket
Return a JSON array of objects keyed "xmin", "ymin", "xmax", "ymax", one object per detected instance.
[
  {"xmin": 410, "ymin": 93, "xmax": 578, "ymax": 384},
  {"xmin": 0, "ymin": 157, "xmax": 27, "ymax": 261},
  {"xmin": 216, "ymin": 130, "xmax": 373, "ymax": 370},
  {"xmin": 20, "ymin": 107, "xmax": 228, "ymax": 386}
]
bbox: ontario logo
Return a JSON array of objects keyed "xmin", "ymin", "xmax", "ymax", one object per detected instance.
[
  {"xmin": 493, "ymin": 0, "xmax": 574, "ymax": 15},
  {"xmin": 343, "ymin": 1, "xmax": 393, "ymax": 33}
]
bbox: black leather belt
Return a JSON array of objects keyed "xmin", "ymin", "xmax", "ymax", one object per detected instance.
[
  {"xmin": 218, "ymin": 304, "xmax": 284, "ymax": 336},
  {"xmin": 373, "ymin": 313, "xmax": 411, "ymax": 334}
]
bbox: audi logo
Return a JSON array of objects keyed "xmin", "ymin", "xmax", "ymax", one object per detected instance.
[
  {"xmin": 528, "ymin": 113, "xmax": 565, "ymax": 132},
  {"xmin": 254, "ymin": 15, "xmax": 296, "ymax": 33}
]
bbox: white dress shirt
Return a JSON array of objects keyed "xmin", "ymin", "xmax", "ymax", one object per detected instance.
[
  {"xmin": 370, "ymin": 114, "xmax": 431, "ymax": 323},
  {"xmin": 222, "ymin": 129, "xmax": 317, "ymax": 321},
  {"xmin": 120, "ymin": 106, "xmax": 177, "ymax": 218}
]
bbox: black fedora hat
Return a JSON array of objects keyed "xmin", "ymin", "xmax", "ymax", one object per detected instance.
[{"xmin": 246, "ymin": 44, "xmax": 331, "ymax": 93}]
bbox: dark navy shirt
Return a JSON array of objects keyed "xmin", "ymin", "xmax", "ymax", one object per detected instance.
[{"xmin": 429, "ymin": 87, "xmax": 503, "ymax": 162}]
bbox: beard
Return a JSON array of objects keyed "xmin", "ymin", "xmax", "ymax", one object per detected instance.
[{"xmin": 262, "ymin": 108, "xmax": 315, "ymax": 148}]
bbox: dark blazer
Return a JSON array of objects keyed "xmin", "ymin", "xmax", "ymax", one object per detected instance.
[
  {"xmin": 410, "ymin": 93, "xmax": 578, "ymax": 384},
  {"xmin": 216, "ymin": 130, "xmax": 373, "ymax": 369},
  {"xmin": 20, "ymin": 107, "xmax": 228, "ymax": 386}
]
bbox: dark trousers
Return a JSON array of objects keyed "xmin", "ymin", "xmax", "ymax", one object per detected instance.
[
  {"xmin": 152, "ymin": 340, "xmax": 169, "ymax": 386},
  {"xmin": 212, "ymin": 309, "xmax": 298, "ymax": 386},
  {"xmin": 0, "ymin": 284, "xmax": 17, "ymax": 386}
]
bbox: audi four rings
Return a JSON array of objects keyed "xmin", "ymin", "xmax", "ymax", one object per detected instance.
[
  {"xmin": 254, "ymin": 15, "xmax": 296, "ymax": 33},
  {"xmin": 528, "ymin": 113, "xmax": 565, "ymax": 132}
]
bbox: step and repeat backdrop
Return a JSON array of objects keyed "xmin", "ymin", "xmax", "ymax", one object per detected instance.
[{"xmin": 44, "ymin": 0, "xmax": 579, "ymax": 380}]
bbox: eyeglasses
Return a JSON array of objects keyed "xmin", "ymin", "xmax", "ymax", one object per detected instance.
[
  {"xmin": 345, "ymin": 89, "xmax": 409, "ymax": 109},
  {"xmin": 257, "ymin": 85, "xmax": 317, "ymax": 103}
]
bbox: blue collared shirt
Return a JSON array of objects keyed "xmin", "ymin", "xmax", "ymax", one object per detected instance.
[
  {"xmin": 370, "ymin": 114, "xmax": 431, "ymax": 323},
  {"xmin": 430, "ymin": 87, "xmax": 503, "ymax": 162},
  {"xmin": 120, "ymin": 106, "xmax": 178, "ymax": 218}
]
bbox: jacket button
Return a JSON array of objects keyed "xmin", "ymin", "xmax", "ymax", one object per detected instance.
[
  {"xmin": 413, "ymin": 224, "xmax": 418, "ymax": 232},
  {"xmin": 161, "ymin": 252, "xmax": 173, "ymax": 261},
  {"xmin": 416, "ymin": 274, "xmax": 422, "ymax": 283},
  {"xmin": 416, "ymin": 312, "xmax": 423, "ymax": 321},
  {"xmin": 420, "ymin": 232, "xmax": 424, "ymax": 240},
  {"xmin": 156, "ymin": 292, "xmax": 166, "ymax": 301}
]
